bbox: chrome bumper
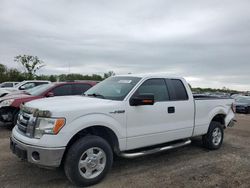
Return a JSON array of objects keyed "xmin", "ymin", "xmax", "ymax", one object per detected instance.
[{"xmin": 10, "ymin": 135, "xmax": 65, "ymax": 168}]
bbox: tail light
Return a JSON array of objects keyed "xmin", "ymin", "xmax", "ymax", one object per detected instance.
[{"xmin": 231, "ymin": 103, "xmax": 236, "ymax": 113}]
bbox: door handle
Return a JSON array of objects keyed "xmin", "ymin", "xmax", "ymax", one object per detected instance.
[{"xmin": 168, "ymin": 106, "xmax": 175, "ymax": 113}]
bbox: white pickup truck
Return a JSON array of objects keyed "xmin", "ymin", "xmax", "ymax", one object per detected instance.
[
  {"xmin": 0, "ymin": 80, "xmax": 51, "ymax": 97},
  {"xmin": 10, "ymin": 74, "xmax": 235, "ymax": 186}
]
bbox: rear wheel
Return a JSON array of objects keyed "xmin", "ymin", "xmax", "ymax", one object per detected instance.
[
  {"xmin": 64, "ymin": 135, "xmax": 113, "ymax": 187},
  {"xmin": 202, "ymin": 121, "xmax": 224, "ymax": 150}
]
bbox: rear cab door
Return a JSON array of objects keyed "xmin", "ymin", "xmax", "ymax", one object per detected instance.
[
  {"xmin": 126, "ymin": 77, "xmax": 195, "ymax": 150},
  {"xmin": 164, "ymin": 78, "xmax": 195, "ymax": 136}
]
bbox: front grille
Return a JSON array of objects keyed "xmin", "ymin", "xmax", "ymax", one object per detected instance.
[{"xmin": 17, "ymin": 110, "xmax": 36, "ymax": 137}]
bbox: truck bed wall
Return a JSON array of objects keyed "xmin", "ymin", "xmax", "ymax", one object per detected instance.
[{"xmin": 193, "ymin": 98, "xmax": 234, "ymax": 136}]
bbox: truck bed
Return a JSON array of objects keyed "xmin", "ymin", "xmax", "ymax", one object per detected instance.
[
  {"xmin": 193, "ymin": 95, "xmax": 234, "ymax": 137},
  {"xmin": 193, "ymin": 94, "xmax": 232, "ymax": 100}
]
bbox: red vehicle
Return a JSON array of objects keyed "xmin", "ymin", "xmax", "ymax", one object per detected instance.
[{"xmin": 0, "ymin": 81, "xmax": 97, "ymax": 128}]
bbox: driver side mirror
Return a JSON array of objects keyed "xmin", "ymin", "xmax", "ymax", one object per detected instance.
[
  {"xmin": 46, "ymin": 92, "xmax": 54, "ymax": 97},
  {"xmin": 19, "ymin": 86, "xmax": 25, "ymax": 90},
  {"xmin": 130, "ymin": 94, "xmax": 154, "ymax": 106}
]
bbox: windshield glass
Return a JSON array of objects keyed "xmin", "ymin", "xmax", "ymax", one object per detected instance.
[
  {"xmin": 26, "ymin": 83, "xmax": 53, "ymax": 96},
  {"xmin": 84, "ymin": 76, "xmax": 141, "ymax": 100},
  {"xmin": 236, "ymin": 97, "xmax": 250, "ymax": 103},
  {"xmin": 14, "ymin": 81, "xmax": 26, "ymax": 88}
]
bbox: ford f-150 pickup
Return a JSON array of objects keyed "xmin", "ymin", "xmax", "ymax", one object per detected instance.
[{"xmin": 10, "ymin": 74, "xmax": 236, "ymax": 186}]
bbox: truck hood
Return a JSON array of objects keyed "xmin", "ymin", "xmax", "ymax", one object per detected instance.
[
  {"xmin": 0, "ymin": 88, "xmax": 18, "ymax": 95},
  {"xmin": 1, "ymin": 93, "xmax": 35, "ymax": 101},
  {"xmin": 0, "ymin": 87, "xmax": 18, "ymax": 92},
  {"xmin": 25, "ymin": 96, "xmax": 120, "ymax": 119},
  {"xmin": 0, "ymin": 88, "xmax": 10, "ymax": 94}
]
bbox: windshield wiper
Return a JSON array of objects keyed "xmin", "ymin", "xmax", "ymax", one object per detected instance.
[
  {"xmin": 85, "ymin": 93, "xmax": 105, "ymax": 99},
  {"xmin": 23, "ymin": 91, "xmax": 31, "ymax": 95}
]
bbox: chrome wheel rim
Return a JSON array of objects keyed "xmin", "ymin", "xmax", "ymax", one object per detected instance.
[
  {"xmin": 78, "ymin": 147, "xmax": 106, "ymax": 179},
  {"xmin": 212, "ymin": 127, "xmax": 222, "ymax": 146}
]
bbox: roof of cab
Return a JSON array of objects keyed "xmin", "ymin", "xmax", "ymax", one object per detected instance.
[{"xmin": 113, "ymin": 73, "xmax": 183, "ymax": 80}]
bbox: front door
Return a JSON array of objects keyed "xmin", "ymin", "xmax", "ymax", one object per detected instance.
[{"xmin": 126, "ymin": 78, "xmax": 194, "ymax": 150}]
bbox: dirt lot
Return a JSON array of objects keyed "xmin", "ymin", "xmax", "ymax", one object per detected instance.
[{"xmin": 0, "ymin": 114, "xmax": 250, "ymax": 188}]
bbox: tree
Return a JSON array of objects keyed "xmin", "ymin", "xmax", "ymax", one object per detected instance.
[
  {"xmin": 0, "ymin": 64, "xmax": 7, "ymax": 82},
  {"xmin": 104, "ymin": 71, "xmax": 115, "ymax": 79},
  {"xmin": 14, "ymin": 55, "xmax": 45, "ymax": 79}
]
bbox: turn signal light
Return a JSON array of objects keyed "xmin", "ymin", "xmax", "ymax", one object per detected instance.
[{"xmin": 53, "ymin": 118, "xmax": 65, "ymax": 134}]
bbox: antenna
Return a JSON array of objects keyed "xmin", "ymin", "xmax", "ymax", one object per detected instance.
[{"xmin": 68, "ymin": 62, "xmax": 71, "ymax": 74}]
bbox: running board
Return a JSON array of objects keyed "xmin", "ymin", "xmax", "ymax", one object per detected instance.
[{"xmin": 119, "ymin": 139, "xmax": 191, "ymax": 158}]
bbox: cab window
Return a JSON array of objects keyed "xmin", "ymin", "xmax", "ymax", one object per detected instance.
[
  {"xmin": 165, "ymin": 79, "xmax": 188, "ymax": 101},
  {"xmin": 133, "ymin": 79, "xmax": 169, "ymax": 102},
  {"xmin": 73, "ymin": 83, "xmax": 92, "ymax": 95},
  {"xmin": 51, "ymin": 84, "xmax": 72, "ymax": 96}
]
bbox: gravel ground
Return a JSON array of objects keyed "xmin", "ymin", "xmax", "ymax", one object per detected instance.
[{"xmin": 0, "ymin": 114, "xmax": 250, "ymax": 188}]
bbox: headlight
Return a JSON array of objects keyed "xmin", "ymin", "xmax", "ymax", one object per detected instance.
[
  {"xmin": 0, "ymin": 99, "xmax": 14, "ymax": 107},
  {"xmin": 34, "ymin": 117, "xmax": 65, "ymax": 139}
]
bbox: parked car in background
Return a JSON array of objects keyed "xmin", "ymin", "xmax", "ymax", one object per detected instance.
[
  {"xmin": 235, "ymin": 96, "xmax": 250, "ymax": 114},
  {"xmin": 0, "ymin": 82, "xmax": 20, "ymax": 88},
  {"xmin": 0, "ymin": 80, "xmax": 51, "ymax": 97},
  {"xmin": 0, "ymin": 81, "xmax": 97, "ymax": 128},
  {"xmin": 231, "ymin": 94, "xmax": 242, "ymax": 99}
]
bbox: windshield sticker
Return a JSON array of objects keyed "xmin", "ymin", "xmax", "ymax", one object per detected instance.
[{"xmin": 118, "ymin": 80, "xmax": 132, "ymax": 84}]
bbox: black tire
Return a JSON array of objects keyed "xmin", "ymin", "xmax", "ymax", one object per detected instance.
[
  {"xmin": 245, "ymin": 107, "xmax": 249, "ymax": 114},
  {"xmin": 64, "ymin": 135, "xmax": 113, "ymax": 187},
  {"xmin": 202, "ymin": 121, "xmax": 224, "ymax": 150},
  {"xmin": 7, "ymin": 110, "xmax": 19, "ymax": 130}
]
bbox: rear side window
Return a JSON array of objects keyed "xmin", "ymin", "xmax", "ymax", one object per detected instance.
[
  {"xmin": 1, "ymin": 83, "xmax": 13, "ymax": 87},
  {"xmin": 134, "ymin": 79, "xmax": 169, "ymax": 102},
  {"xmin": 73, "ymin": 83, "xmax": 92, "ymax": 95},
  {"xmin": 35, "ymin": 82, "xmax": 48, "ymax": 86},
  {"xmin": 51, "ymin": 84, "xmax": 72, "ymax": 96},
  {"xmin": 166, "ymin": 79, "xmax": 188, "ymax": 101}
]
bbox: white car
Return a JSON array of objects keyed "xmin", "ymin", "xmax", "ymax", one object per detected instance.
[
  {"xmin": 0, "ymin": 82, "xmax": 19, "ymax": 88},
  {"xmin": 10, "ymin": 74, "xmax": 235, "ymax": 186},
  {"xmin": 0, "ymin": 80, "xmax": 50, "ymax": 97}
]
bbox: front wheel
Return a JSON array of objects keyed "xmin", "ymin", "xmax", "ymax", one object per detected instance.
[
  {"xmin": 64, "ymin": 135, "xmax": 113, "ymax": 187},
  {"xmin": 6, "ymin": 109, "xmax": 19, "ymax": 130},
  {"xmin": 202, "ymin": 121, "xmax": 224, "ymax": 150}
]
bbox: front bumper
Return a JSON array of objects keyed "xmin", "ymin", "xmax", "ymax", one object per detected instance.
[
  {"xmin": 10, "ymin": 135, "xmax": 65, "ymax": 168},
  {"xmin": 227, "ymin": 119, "xmax": 237, "ymax": 127}
]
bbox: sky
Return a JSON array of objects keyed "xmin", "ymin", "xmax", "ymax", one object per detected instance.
[{"xmin": 0, "ymin": 0, "xmax": 250, "ymax": 91}]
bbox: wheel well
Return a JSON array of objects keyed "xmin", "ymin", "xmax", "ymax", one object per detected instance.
[
  {"xmin": 211, "ymin": 114, "xmax": 226, "ymax": 127},
  {"xmin": 65, "ymin": 126, "xmax": 120, "ymax": 156},
  {"xmin": 0, "ymin": 106, "xmax": 19, "ymax": 122}
]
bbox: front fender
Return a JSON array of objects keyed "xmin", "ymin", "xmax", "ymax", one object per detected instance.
[
  {"xmin": 12, "ymin": 113, "xmax": 127, "ymax": 151},
  {"xmin": 57, "ymin": 113, "xmax": 126, "ymax": 150},
  {"xmin": 62, "ymin": 113, "xmax": 125, "ymax": 138}
]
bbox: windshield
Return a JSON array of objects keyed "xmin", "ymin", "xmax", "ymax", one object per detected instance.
[
  {"xmin": 26, "ymin": 83, "xmax": 53, "ymax": 96},
  {"xmin": 84, "ymin": 76, "xmax": 141, "ymax": 100},
  {"xmin": 14, "ymin": 81, "xmax": 27, "ymax": 88},
  {"xmin": 236, "ymin": 97, "xmax": 250, "ymax": 103}
]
